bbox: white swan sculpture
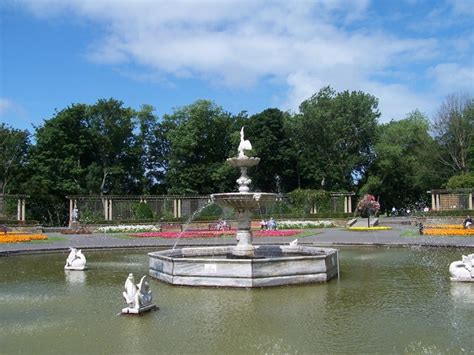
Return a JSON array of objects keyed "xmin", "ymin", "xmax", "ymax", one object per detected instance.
[
  {"xmin": 64, "ymin": 247, "xmax": 87, "ymax": 270},
  {"xmin": 238, "ymin": 127, "xmax": 252, "ymax": 158},
  {"xmin": 122, "ymin": 273, "xmax": 158, "ymax": 314},
  {"xmin": 449, "ymin": 254, "xmax": 474, "ymax": 282}
]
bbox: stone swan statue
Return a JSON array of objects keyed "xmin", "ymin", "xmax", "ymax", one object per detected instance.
[
  {"xmin": 238, "ymin": 127, "xmax": 252, "ymax": 158},
  {"xmin": 449, "ymin": 253, "xmax": 474, "ymax": 282},
  {"xmin": 122, "ymin": 273, "xmax": 157, "ymax": 314},
  {"xmin": 64, "ymin": 247, "xmax": 87, "ymax": 270}
]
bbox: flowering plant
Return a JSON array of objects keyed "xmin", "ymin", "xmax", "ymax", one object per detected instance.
[
  {"xmin": 357, "ymin": 194, "xmax": 380, "ymax": 217},
  {"xmin": 0, "ymin": 233, "xmax": 48, "ymax": 244},
  {"xmin": 422, "ymin": 228, "xmax": 474, "ymax": 236},
  {"xmin": 96, "ymin": 225, "xmax": 161, "ymax": 233},
  {"xmin": 277, "ymin": 220, "xmax": 335, "ymax": 229}
]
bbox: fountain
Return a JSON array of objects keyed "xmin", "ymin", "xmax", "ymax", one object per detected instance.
[{"xmin": 149, "ymin": 127, "xmax": 339, "ymax": 287}]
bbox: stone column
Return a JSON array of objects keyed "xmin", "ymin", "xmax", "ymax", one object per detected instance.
[
  {"xmin": 108, "ymin": 199, "xmax": 113, "ymax": 221},
  {"xmin": 348, "ymin": 196, "xmax": 352, "ymax": 213},
  {"xmin": 344, "ymin": 197, "xmax": 348, "ymax": 213},
  {"xmin": 21, "ymin": 199, "xmax": 26, "ymax": 221},
  {"xmin": 469, "ymin": 193, "xmax": 473, "ymax": 210},
  {"xmin": 17, "ymin": 199, "xmax": 21, "ymax": 221},
  {"xmin": 103, "ymin": 199, "xmax": 108, "ymax": 221}
]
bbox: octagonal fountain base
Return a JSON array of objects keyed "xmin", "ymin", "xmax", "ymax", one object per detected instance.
[{"xmin": 148, "ymin": 245, "xmax": 339, "ymax": 288}]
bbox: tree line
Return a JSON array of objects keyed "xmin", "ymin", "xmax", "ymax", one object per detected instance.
[{"xmin": 1, "ymin": 86, "xmax": 473, "ymax": 225}]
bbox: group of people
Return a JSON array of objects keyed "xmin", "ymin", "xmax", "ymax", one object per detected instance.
[
  {"xmin": 216, "ymin": 219, "xmax": 230, "ymax": 231},
  {"xmin": 260, "ymin": 217, "xmax": 277, "ymax": 230}
]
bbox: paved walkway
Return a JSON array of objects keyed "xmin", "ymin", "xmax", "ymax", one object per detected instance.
[{"xmin": 2, "ymin": 223, "xmax": 474, "ymax": 256}]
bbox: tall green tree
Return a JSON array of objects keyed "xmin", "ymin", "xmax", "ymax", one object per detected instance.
[
  {"xmin": 87, "ymin": 99, "xmax": 141, "ymax": 194},
  {"xmin": 0, "ymin": 123, "xmax": 30, "ymax": 194},
  {"xmin": 432, "ymin": 92, "xmax": 474, "ymax": 175},
  {"xmin": 246, "ymin": 108, "xmax": 296, "ymax": 192},
  {"xmin": 362, "ymin": 110, "xmax": 441, "ymax": 210},
  {"xmin": 291, "ymin": 86, "xmax": 380, "ymax": 191},
  {"xmin": 163, "ymin": 100, "xmax": 236, "ymax": 194}
]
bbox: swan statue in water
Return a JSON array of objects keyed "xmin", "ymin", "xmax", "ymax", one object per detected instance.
[
  {"xmin": 122, "ymin": 273, "xmax": 157, "ymax": 314},
  {"xmin": 238, "ymin": 127, "xmax": 252, "ymax": 158},
  {"xmin": 449, "ymin": 254, "xmax": 474, "ymax": 282},
  {"xmin": 64, "ymin": 247, "xmax": 87, "ymax": 270}
]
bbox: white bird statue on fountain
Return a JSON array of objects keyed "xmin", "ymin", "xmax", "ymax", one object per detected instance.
[{"xmin": 238, "ymin": 127, "xmax": 252, "ymax": 158}]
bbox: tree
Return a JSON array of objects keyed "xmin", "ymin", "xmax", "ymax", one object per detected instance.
[
  {"xmin": 291, "ymin": 86, "xmax": 380, "ymax": 191},
  {"xmin": 27, "ymin": 99, "xmax": 145, "ymax": 225},
  {"xmin": 432, "ymin": 92, "xmax": 474, "ymax": 174},
  {"xmin": 0, "ymin": 124, "xmax": 30, "ymax": 194},
  {"xmin": 246, "ymin": 108, "xmax": 295, "ymax": 192},
  {"xmin": 362, "ymin": 110, "xmax": 440, "ymax": 211},
  {"xmin": 88, "ymin": 99, "xmax": 142, "ymax": 195},
  {"xmin": 163, "ymin": 100, "xmax": 236, "ymax": 194},
  {"xmin": 446, "ymin": 173, "xmax": 474, "ymax": 189}
]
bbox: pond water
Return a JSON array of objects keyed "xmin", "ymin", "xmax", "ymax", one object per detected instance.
[{"xmin": 1, "ymin": 246, "xmax": 473, "ymax": 354}]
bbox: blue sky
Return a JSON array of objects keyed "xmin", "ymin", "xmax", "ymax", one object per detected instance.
[{"xmin": 1, "ymin": 0, "xmax": 473, "ymax": 132}]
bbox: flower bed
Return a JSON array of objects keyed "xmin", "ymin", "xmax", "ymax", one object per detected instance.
[
  {"xmin": 0, "ymin": 233, "xmax": 48, "ymax": 243},
  {"xmin": 96, "ymin": 225, "xmax": 161, "ymax": 233},
  {"xmin": 130, "ymin": 229, "xmax": 301, "ymax": 238},
  {"xmin": 277, "ymin": 220, "xmax": 335, "ymax": 229},
  {"xmin": 423, "ymin": 224, "xmax": 464, "ymax": 229},
  {"xmin": 348, "ymin": 226, "xmax": 392, "ymax": 231},
  {"xmin": 422, "ymin": 228, "xmax": 474, "ymax": 236}
]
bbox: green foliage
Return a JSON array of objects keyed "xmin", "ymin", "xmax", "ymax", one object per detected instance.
[
  {"xmin": 287, "ymin": 189, "xmax": 331, "ymax": 213},
  {"xmin": 446, "ymin": 173, "xmax": 474, "ymax": 188},
  {"xmin": 163, "ymin": 100, "xmax": 237, "ymax": 194},
  {"xmin": 0, "ymin": 123, "xmax": 30, "ymax": 194},
  {"xmin": 246, "ymin": 108, "xmax": 295, "ymax": 192},
  {"xmin": 363, "ymin": 110, "xmax": 440, "ymax": 211},
  {"xmin": 132, "ymin": 202, "xmax": 154, "ymax": 219},
  {"xmin": 432, "ymin": 92, "xmax": 473, "ymax": 174},
  {"xmin": 291, "ymin": 86, "xmax": 380, "ymax": 190}
]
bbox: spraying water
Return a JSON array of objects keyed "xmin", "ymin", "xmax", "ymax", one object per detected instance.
[{"xmin": 171, "ymin": 201, "xmax": 215, "ymax": 250}]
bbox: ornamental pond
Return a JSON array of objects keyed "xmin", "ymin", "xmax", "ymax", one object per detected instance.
[{"xmin": 1, "ymin": 246, "xmax": 473, "ymax": 354}]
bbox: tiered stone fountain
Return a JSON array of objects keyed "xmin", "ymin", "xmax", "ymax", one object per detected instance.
[{"xmin": 149, "ymin": 128, "xmax": 339, "ymax": 287}]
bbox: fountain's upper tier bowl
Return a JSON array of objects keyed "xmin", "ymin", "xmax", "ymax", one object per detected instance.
[
  {"xmin": 227, "ymin": 156, "xmax": 260, "ymax": 168},
  {"xmin": 211, "ymin": 192, "xmax": 278, "ymax": 210}
]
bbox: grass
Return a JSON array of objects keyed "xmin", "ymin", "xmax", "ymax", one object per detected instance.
[
  {"xmin": 399, "ymin": 230, "xmax": 421, "ymax": 238},
  {"xmin": 31, "ymin": 236, "xmax": 67, "ymax": 243}
]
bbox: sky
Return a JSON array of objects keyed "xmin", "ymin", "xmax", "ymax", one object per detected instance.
[{"xmin": 0, "ymin": 0, "xmax": 473, "ymax": 132}]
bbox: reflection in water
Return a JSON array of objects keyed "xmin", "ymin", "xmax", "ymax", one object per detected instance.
[
  {"xmin": 65, "ymin": 270, "xmax": 87, "ymax": 285},
  {"xmin": 1, "ymin": 247, "xmax": 473, "ymax": 354},
  {"xmin": 450, "ymin": 282, "xmax": 474, "ymax": 304}
]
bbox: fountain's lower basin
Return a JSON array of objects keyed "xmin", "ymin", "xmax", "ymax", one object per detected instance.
[{"xmin": 149, "ymin": 245, "xmax": 339, "ymax": 287}]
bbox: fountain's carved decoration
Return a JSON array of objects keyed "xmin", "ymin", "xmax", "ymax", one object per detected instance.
[
  {"xmin": 238, "ymin": 126, "xmax": 252, "ymax": 158},
  {"xmin": 149, "ymin": 127, "xmax": 339, "ymax": 287},
  {"xmin": 64, "ymin": 247, "xmax": 87, "ymax": 270},
  {"xmin": 449, "ymin": 254, "xmax": 474, "ymax": 282},
  {"xmin": 122, "ymin": 273, "xmax": 158, "ymax": 314}
]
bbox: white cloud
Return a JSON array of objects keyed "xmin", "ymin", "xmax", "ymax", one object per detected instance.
[
  {"xmin": 16, "ymin": 0, "xmax": 471, "ymax": 121},
  {"xmin": 0, "ymin": 98, "xmax": 13, "ymax": 116},
  {"xmin": 428, "ymin": 63, "xmax": 474, "ymax": 93}
]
